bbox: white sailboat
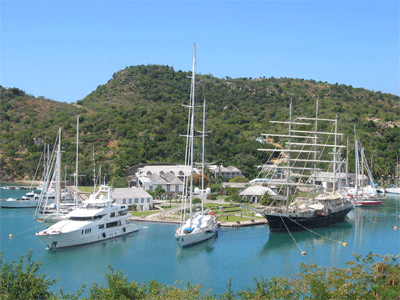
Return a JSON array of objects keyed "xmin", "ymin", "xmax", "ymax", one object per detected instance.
[
  {"xmin": 0, "ymin": 147, "xmax": 45, "ymax": 208},
  {"xmin": 351, "ymin": 126, "xmax": 381, "ymax": 207},
  {"xmin": 175, "ymin": 44, "xmax": 218, "ymax": 247},
  {"xmin": 34, "ymin": 128, "xmax": 74, "ymax": 225},
  {"xmin": 386, "ymin": 156, "xmax": 400, "ymax": 195}
]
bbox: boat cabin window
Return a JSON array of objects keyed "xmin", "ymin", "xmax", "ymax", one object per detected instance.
[
  {"xmin": 99, "ymin": 224, "xmax": 104, "ymax": 229},
  {"xmin": 69, "ymin": 214, "xmax": 105, "ymax": 221},
  {"xmin": 110, "ymin": 212, "xmax": 115, "ymax": 218},
  {"xmin": 85, "ymin": 203, "xmax": 106, "ymax": 209},
  {"xmin": 106, "ymin": 221, "xmax": 118, "ymax": 228}
]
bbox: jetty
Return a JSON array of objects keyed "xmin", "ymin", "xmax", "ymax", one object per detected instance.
[{"xmin": 129, "ymin": 200, "xmax": 267, "ymax": 228}]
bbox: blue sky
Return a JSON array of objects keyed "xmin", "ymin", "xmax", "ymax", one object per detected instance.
[{"xmin": 1, "ymin": 1, "xmax": 399, "ymax": 103}]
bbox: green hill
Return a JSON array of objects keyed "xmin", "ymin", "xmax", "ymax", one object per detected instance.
[{"xmin": 1, "ymin": 64, "xmax": 399, "ymax": 184}]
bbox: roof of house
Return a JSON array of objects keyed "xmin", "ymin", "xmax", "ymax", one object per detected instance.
[
  {"xmin": 222, "ymin": 182, "xmax": 248, "ymax": 189},
  {"xmin": 162, "ymin": 172, "xmax": 183, "ymax": 184},
  {"xmin": 149, "ymin": 173, "xmax": 168, "ymax": 185},
  {"xmin": 136, "ymin": 164, "xmax": 200, "ymax": 177},
  {"xmin": 209, "ymin": 165, "xmax": 242, "ymax": 173},
  {"xmin": 111, "ymin": 187, "xmax": 152, "ymax": 199},
  {"xmin": 239, "ymin": 185, "xmax": 277, "ymax": 197}
]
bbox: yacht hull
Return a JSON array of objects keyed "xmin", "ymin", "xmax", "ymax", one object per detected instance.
[
  {"xmin": 354, "ymin": 200, "xmax": 382, "ymax": 207},
  {"xmin": 175, "ymin": 226, "xmax": 218, "ymax": 247},
  {"xmin": 36, "ymin": 223, "xmax": 138, "ymax": 249},
  {"xmin": 0, "ymin": 199, "xmax": 38, "ymax": 208},
  {"xmin": 262, "ymin": 206, "xmax": 353, "ymax": 232}
]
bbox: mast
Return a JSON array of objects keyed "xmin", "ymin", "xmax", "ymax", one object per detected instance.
[
  {"xmin": 354, "ymin": 125, "xmax": 359, "ymax": 200},
  {"xmin": 56, "ymin": 128, "xmax": 62, "ymax": 219},
  {"xmin": 93, "ymin": 145, "xmax": 96, "ymax": 193},
  {"xmin": 361, "ymin": 147, "xmax": 365, "ymax": 195},
  {"xmin": 346, "ymin": 138, "xmax": 349, "ymax": 188},
  {"xmin": 201, "ymin": 97, "xmax": 206, "ymax": 214},
  {"xmin": 333, "ymin": 115, "xmax": 338, "ymax": 194},
  {"xmin": 313, "ymin": 99, "xmax": 318, "ymax": 201},
  {"xmin": 75, "ymin": 117, "xmax": 79, "ymax": 206},
  {"xmin": 189, "ymin": 43, "xmax": 196, "ymax": 226},
  {"xmin": 287, "ymin": 99, "xmax": 292, "ymax": 207}
]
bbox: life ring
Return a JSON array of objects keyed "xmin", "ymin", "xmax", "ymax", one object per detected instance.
[{"xmin": 102, "ymin": 233, "xmax": 106, "ymax": 238}]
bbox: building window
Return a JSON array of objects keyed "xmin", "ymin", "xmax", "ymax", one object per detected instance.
[
  {"xmin": 167, "ymin": 185, "xmax": 170, "ymax": 192},
  {"xmin": 176, "ymin": 185, "xmax": 179, "ymax": 191},
  {"xmin": 147, "ymin": 198, "xmax": 150, "ymax": 203},
  {"xmin": 135, "ymin": 198, "xmax": 138, "ymax": 204},
  {"xmin": 129, "ymin": 199, "xmax": 132, "ymax": 204},
  {"xmin": 141, "ymin": 198, "xmax": 144, "ymax": 203},
  {"xmin": 123, "ymin": 199, "xmax": 126, "ymax": 204}
]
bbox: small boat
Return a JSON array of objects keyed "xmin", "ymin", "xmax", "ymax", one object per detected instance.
[
  {"xmin": 0, "ymin": 191, "xmax": 40, "ymax": 208},
  {"xmin": 175, "ymin": 44, "xmax": 218, "ymax": 247},
  {"xmin": 385, "ymin": 186, "xmax": 400, "ymax": 195},
  {"xmin": 354, "ymin": 198, "xmax": 382, "ymax": 207},
  {"xmin": 35, "ymin": 188, "xmax": 138, "ymax": 249}
]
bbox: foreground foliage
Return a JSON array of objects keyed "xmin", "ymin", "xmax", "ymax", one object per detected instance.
[{"xmin": 1, "ymin": 250, "xmax": 399, "ymax": 299}]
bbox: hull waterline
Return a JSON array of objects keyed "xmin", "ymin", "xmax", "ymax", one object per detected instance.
[{"xmin": 262, "ymin": 206, "xmax": 353, "ymax": 232}]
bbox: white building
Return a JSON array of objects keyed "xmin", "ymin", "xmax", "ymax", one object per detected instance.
[
  {"xmin": 134, "ymin": 164, "xmax": 200, "ymax": 199},
  {"xmin": 209, "ymin": 165, "xmax": 244, "ymax": 180},
  {"xmin": 239, "ymin": 185, "xmax": 277, "ymax": 203},
  {"xmin": 111, "ymin": 187, "xmax": 153, "ymax": 211}
]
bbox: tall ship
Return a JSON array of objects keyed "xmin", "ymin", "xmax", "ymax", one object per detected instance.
[
  {"xmin": 256, "ymin": 100, "xmax": 353, "ymax": 232},
  {"xmin": 35, "ymin": 187, "xmax": 138, "ymax": 249},
  {"xmin": 175, "ymin": 44, "xmax": 218, "ymax": 247}
]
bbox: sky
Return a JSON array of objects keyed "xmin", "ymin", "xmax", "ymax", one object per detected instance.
[{"xmin": 1, "ymin": 1, "xmax": 399, "ymax": 103}]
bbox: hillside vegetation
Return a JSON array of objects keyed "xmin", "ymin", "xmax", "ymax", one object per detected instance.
[{"xmin": 1, "ymin": 64, "xmax": 399, "ymax": 184}]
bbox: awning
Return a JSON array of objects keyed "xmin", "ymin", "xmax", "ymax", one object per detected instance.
[{"xmin": 308, "ymin": 204, "xmax": 325, "ymax": 210}]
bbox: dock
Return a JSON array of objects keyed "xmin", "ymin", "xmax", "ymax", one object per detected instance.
[{"xmin": 130, "ymin": 215, "xmax": 267, "ymax": 227}]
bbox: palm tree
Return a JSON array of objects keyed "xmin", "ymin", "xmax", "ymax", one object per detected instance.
[{"xmin": 154, "ymin": 186, "xmax": 166, "ymax": 200}]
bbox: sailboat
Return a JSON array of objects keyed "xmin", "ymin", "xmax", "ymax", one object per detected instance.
[
  {"xmin": 34, "ymin": 128, "xmax": 74, "ymax": 226},
  {"xmin": 255, "ymin": 100, "xmax": 353, "ymax": 232},
  {"xmin": 0, "ymin": 147, "xmax": 44, "ymax": 208},
  {"xmin": 175, "ymin": 44, "xmax": 218, "ymax": 247},
  {"xmin": 386, "ymin": 156, "xmax": 400, "ymax": 195},
  {"xmin": 352, "ymin": 126, "xmax": 382, "ymax": 207}
]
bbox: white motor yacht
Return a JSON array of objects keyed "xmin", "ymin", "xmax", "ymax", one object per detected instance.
[
  {"xmin": 0, "ymin": 191, "xmax": 40, "ymax": 208},
  {"xmin": 35, "ymin": 189, "xmax": 138, "ymax": 249}
]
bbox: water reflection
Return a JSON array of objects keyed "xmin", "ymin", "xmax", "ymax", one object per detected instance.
[
  {"xmin": 41, "ymin": 231, "xmax": 138, "ymax": 265},
  {"xmin": 175, "ymin": 236, "xmax": 217, "ymax": 262},
  {"xmin": 260, "ymin": 222, "xmax": 353, "ymax": 256}
]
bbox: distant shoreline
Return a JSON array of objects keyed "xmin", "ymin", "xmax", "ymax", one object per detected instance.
[{"xmin": 0, "ymin": 180, "xmax": 42, "ymax": 186}]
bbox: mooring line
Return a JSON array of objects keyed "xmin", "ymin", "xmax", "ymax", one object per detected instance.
[
  {"xmin": 280, "ymin": 215, "xmax": 305, "ymax": 254},
  {"xmin": 8, "ymin": 223, "xmax": 44, "ymax": 236},
  {"xmin": 287, "ymin": 216, "xmax": 347, "ymax": 246}
]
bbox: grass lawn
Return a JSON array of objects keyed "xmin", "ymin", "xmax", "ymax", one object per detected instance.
[
  {"xmin": 78, "ymin": 186, "xmax": 96, "ymax": 193},
  {"xmin": 130, "ymin": 211, "xmax": 159, "ymax": 217},
  {"xmin": 219, "ymin": 215, "xmax": 252, "ymax": 222}
]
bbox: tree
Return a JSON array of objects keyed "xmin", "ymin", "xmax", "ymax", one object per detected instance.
[
  {"xmin": 154, "ymin": 186, "xmax": 166, "ymax": 200},
  {"xmin": 87, "ymin": 265, "xmax": 147, "ymax": 300},
  {"xmin": 0, "ymin": 250, "xmax": 84, "ymax": 300}
]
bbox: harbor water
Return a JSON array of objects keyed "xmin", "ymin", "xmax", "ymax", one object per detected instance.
[{"xmin": 1, "ymin": 184, "xmax": 400, "ymax": 297}]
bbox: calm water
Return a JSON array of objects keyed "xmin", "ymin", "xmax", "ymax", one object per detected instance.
[{"xmin": 1, "ymin": 184, "xmax": 400, "ymax": 297}]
